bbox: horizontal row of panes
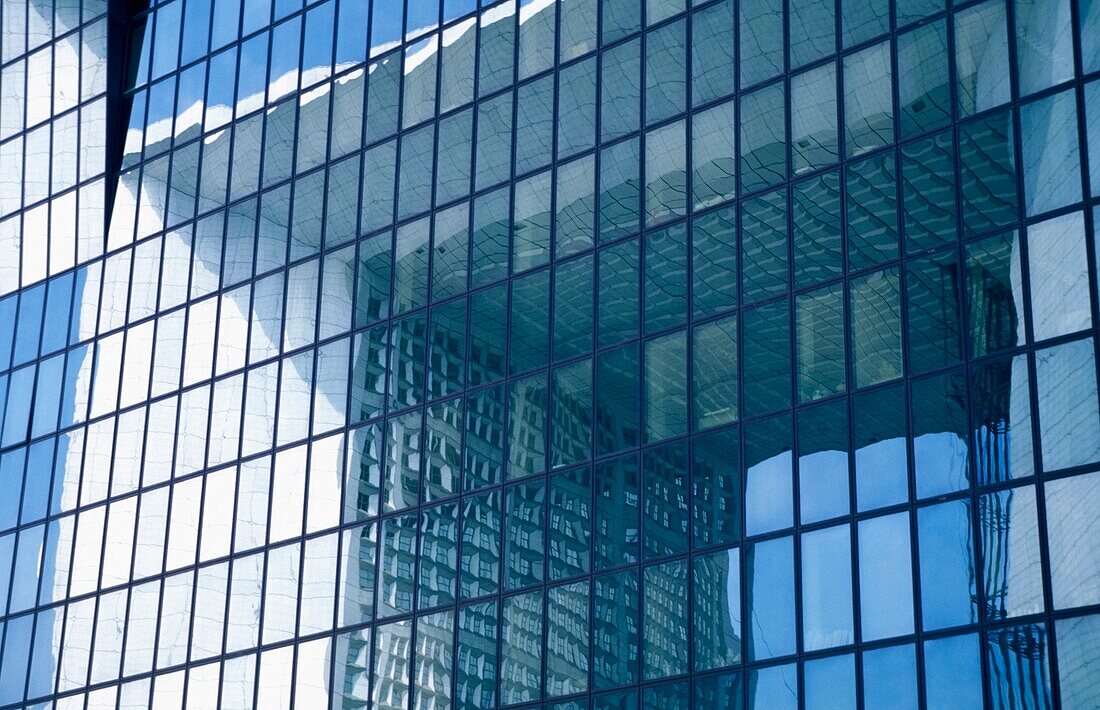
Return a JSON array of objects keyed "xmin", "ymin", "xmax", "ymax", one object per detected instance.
[
  {"xmin": 109, "ymin": 68, "xmax": 1096, "ymax": 287},
  {"xmin": 121, "ymin": 0, "xmax": 1098, "ymax": 187},
  {"xmin": 1, "ymin": 468, "xmax": 1098, "ymax": 704},
  {"xmin": 1, "ymin": 359, "xmax": 1096, "ymax": 616},
  {"xmin": 5, "ymin": 612, "xmax": 1100, "ymax": 710},
  {"xmin": 0, "ymin": 330, "xmax": 1094, "ymax": 538},
  {"xmin": 4, "ymin": 200, "xmax": 1096, "ymax": 460},
  {"xmin": 125, "ymin": 0, "xmax": 1100, "ymax": 135}
]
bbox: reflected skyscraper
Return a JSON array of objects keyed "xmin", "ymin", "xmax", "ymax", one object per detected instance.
[{"xmin": 0, "ymin": 0, "xmax": 1099, "ymax": 708}]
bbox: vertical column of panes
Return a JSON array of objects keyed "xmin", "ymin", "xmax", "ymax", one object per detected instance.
[{"xmin": 0, "ymin": 0, "xmax": 114, "ymax": 706}]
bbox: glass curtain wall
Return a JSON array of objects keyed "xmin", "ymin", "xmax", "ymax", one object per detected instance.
[{"xmin": 0, "ymin": 0, "xmax": 1098, "ymax": 708}]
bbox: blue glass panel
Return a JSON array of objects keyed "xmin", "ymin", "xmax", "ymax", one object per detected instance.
[
  {"xmin": 804, "ymin": 653, "xmax": 855, "ymax": 710},
  {"xmin": 862, "ymin": 644, "xmax": 917, "ymax": 710},
  {"xmin": 12, "ymin": 285, "xmax": 44, "ymax": 367},
  {"xmin": 745, "ymin": 536, "xmax": 796, "ymax": 660},
  {"xmin": 925, "ymin": 634, "xmax": 983, "ymax": 710},
  {"xmin": 39, "ymin": 275, "xmax": 72, "ymax": 356}
]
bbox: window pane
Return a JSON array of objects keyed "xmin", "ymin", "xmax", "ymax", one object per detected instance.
[
  {"xmin": 842, "ymin": 0, "xmax": 889, "ymax": 47},
  {"xmin": 854, "ymin": 384, "xmax": 909, "ymax": 511},
  {"xmin": 801, "ymin": 524, "xmax": 853, "ymax": 651},
  {"xmin": 980, "ymin": 485, "xmax": 1044, "ymax": 618},
  {"xmin": 560, "ymin": 0, "xmax": 597, "ymax": 61},
  {"xmin": 965, "ymin": 231, "xmax": 1026, "ymax": 356},
  {"xmin": 547, "ymin": 465, "xmax": 591, "ymax": 577},
  {"xmin": 645, "ymin": 19, "xmax": 686, "ymax": 124},
  {"xmin": 791, "ymin": 63, "xmax": 838, "ymax": 174},
  {"xmin": 599, "ymin": 138, "xmax": 641, "ymax": 241},
  {"xmin": 461, "ymin": 491, "xmax": 500, "ymax": 599},
  {"xmin": 595, "ymin": 454, "xmax": 640, "ymax": 568},
  {"xmin": 594, "ymin": 570, "xmax": 639, "ymax": 689},
  {"xmin": 644, "ymin": 222, "xmax": 688, "ymax": 332},
  {"xmin": 850, "ymin": 268, "xmax": 903, "ymax": 388},
  {"xmin": 792, "ymin": 171, "xmax": 842, "ymax": 287},
  {"xmin": 924, "ymin": 634, "xmax": 983, "ymax": 710},
  {"xmin": 741, "ymin": 189, "xmax": 788, "ymax": 301},
  {"xmin": 600, "ymin": 38, "xmax": 641, "ymax": 141},
  {"xmin": 557, "ymin": 58, "xmax": 596, "ymax": 159},
  {"xmin": 456, "ymin": 602, "xmax": 497, "ymax": 707},
  {"xmin": 546, "ymin": 583, "xmax": 590, "ymax": 697},
  {"xmin": 642, "ymin": 441, "xmax": 689, "ymax": 558},
  {"xmin": 505, "ymin": 480, "xmax": 545, "ymax": 588},
  {"xmin": 414, "ymin": 612, "xmax": 453, "ymax": 709},
  {"xmin": 692, "ymin": 0, "xmax": 735, "ymax": 105},
  {"xmin": 918, "ymin": 501, "xmax": 977, "ymax": 630},
  {"xmin": 693, "ymin": 547, "xmax": 741, "ymax": 670},
  {"xmin": 1056, "ymin": 614, "xmax": 1100, "ymax": 707},
  {"xmin": 514, "ymin": 76, "xmax": 554, "ymax": 175},
  {"xmin": 906, "ymin": 251, "xmax": 962, "ymax": 373},
  {"xmin": 859, "ymin": 512, "xmax": 914, "ymax": 640},
  {"xmin": 595, "ymin": 345, "xmax": 640, "ymax": 456},
  {"xmin": 796, "ymin": 283, "xmax": 845, "ymax": 402},
  {"xmin": 959, "ymin": 111, "xmax": 1018, "ymax": 234},
  {"xmin": 692, "ymin": 102, "xmax": 736, "ymax": 210},
  {"xmin": 1035, "ymin": 338, "xmax": 1100, "ymax": 471},
  {"xmin": 804, "ymin": 653, "xmax": 855, "ymax": 710},
  {"xmin": 954, "ymin": 0, "xmax": 1010, "ymax": 117},
  {"xmin": 644, "ymin": 331, "xmax": 687, "ymax": 442},
  {"xmin": 844, "ymin": 41, "xmax": 892, "ymax": 156},
  {"xmin": 789, "ymin": 0, "xmax": 835, "ymax": 68},
  {"xmin": 1027, "ymin": 211, "xmax": 1091, "ymax": 341},
  {"xmin": 693, "ymin": 316, "xmax": 738, "ymax": 430},
  {"xmin": 693, "ymin": 427, "xmax": 741, "ymax": 548},
  {"xmin": 553, "ymin": 256, "xmax": 595, "ymax": 361},
  {"xmin": 1015, "ymin": 0, "xmax": 1074, "ymax": 96},
  {"xmin": 1020, "ymin": 90, "xmax": 1081, "ymax": 216},
  {"xmin": 798, "ymin": 400, "xmax": 850, "ymax": 524},
  {"xmin": 643, "ymin": 560, "xmax": 688, "ymax": 677},
  {"xmin": 740, "ymin": 82, "xmax": 787, "ymax": 192},
  {"xmin": 911, "ymin": 373, "xmax": 969, "ymax": 498},
  {"xmin": 1045, "ymin": 471, "xmax": 1100, "ymax": 609},
  {"xmin": 598, "ymin": 240, "xmax": 640, "ymax": 347},
  {"xmin": 644, "ymin": 121, "xmax": 687, "ymax": 226},
  {"xmin": 501, "ymin": 591, "xmax": 542, "ymax": 704},
  {"xmin": 740, "ymin": 0, "xmax": 783, "ymax": 86},
  {"xmin": 742, "ymin": 300, "xmax": 791, "ymax": 416},
  {"xmin": 846, "ymin": 153, "xmax": 898, "ymax": 270},
  {"xmin": 419, "ymin": 503, "xmax": 458, "ymax": 608},
  {"xmin": 863, "ymin": 644, "xmax": 917, "ymax": 710},
  {"xmin": 971, "ymin": 355, "xmax": 1035, "ymax": 485},
  {"xmin": 513, "ymin": 171, "xmax": 552, "ymax": 273},
  {"xmin": 986, "ymin": 623, "xmax": 1052, "ymax": 709},
  {"xmin": 745, "ymin": 536, "xmax": 796, "ymax": 660},
  {"xmin": 902, "ymin": 131, "xmax": 957, "ymax": 252},
  {"xmin": 897, "ymin": 20, "xmax": 950, "ymax": 137},
  {"xmin": 692, "ymin": 207, "xmax": 737, "ymax": 317}
]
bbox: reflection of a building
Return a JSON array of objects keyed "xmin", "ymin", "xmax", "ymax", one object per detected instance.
[
  {"xmin": 968, "ymin": 224, "xmax": 1051, "ymax": 706},
  {"xmin": 8, "ymin": 0, "xmax": 1066, "ymax": 707}
]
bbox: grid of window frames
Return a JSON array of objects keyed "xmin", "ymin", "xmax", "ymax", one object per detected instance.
[{"xmin": 1, "ymin": 0, "xmax": 1100, "ymax": 707}]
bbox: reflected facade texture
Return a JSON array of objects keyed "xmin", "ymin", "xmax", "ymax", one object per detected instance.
[{"xmin": 0, "ymin": 0, "xmax": 1099, "ymax": 708}]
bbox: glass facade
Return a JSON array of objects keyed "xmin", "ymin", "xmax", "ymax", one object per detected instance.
[{"xmin": 0, "ymin": 0, "xmax": 1099, "ymax": 707}]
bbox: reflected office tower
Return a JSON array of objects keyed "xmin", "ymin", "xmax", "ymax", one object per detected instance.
[{"xmin": 2, "ymin": 0, "xmax": 1100, "ymax": 709}]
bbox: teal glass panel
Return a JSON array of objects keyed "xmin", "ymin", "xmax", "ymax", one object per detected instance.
[
  {"xmin": 594, "ymin": 453, "xmax": 640, "ymax": 567},
  {"xmin": 692, "ymin": 426, "xmax": 740, "ymax": 547}
]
